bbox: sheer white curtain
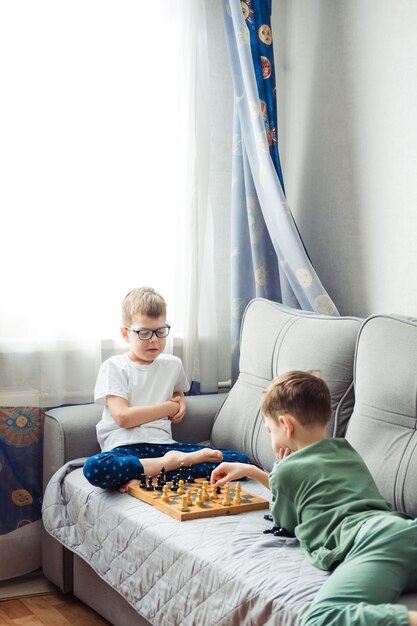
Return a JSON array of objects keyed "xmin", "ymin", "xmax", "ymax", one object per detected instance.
[
  {"xmin": 0, "ymin": 0, "xmax": 216, "ymax": 403},
  {"xmin": 174, "ymin": 2, "xmax": 219, "ymax": 393},
  {"xmin": 0, "ymin": 0, "xmax": 217, "ymax": 580}
]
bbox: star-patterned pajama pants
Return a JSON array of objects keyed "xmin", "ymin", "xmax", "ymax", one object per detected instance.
[{"xmin": 83, "ymin": 442, "xmax": 251, "ymax": 489}]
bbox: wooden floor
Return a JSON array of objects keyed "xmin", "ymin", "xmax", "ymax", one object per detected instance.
[{"xmin": 0, "ymin": 591, "xmax": 111, "ymax": 626}]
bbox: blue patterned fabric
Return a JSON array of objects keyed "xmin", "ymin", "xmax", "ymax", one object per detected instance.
[
  {"xmin": 83, "ymin": 442, "xmax": 251, "ymax": 489},
  {"xmin": 0, "ymin": 407, "xmax": 44, "ymax": 535},
  {"xmin": 243, "ymin": 0, "xmax": 285, "ymax": 192},
  {"xmin": 223, "ymin": 0, "xmax": 339, "ymax": 381}
]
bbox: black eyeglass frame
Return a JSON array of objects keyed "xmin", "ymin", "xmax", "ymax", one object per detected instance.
[{"xmin": 125, "ymin": 324, "xmax": 171, "ymax": 341}]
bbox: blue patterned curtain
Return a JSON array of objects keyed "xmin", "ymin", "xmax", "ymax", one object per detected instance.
[
  {"xmin": 223, "ymin": 0, "xmax": 338, "ymax": 381},
  {"xmin": 0, "ymin": 407, "xmax": 44, "ymax": 579}
]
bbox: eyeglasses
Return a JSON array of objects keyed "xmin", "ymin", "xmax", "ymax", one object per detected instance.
[{"xmin": 126, "ymin": 324, "xmax": 171, "ymax": 341}]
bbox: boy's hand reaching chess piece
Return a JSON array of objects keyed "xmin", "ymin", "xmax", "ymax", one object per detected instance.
[{"xmin": 211, "ymin": 462, "xmax": 269, "ymax": 489}]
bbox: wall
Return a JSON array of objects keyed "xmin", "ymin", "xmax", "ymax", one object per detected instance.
[{"xmin": 272, "ymin": 1, "xmax": 417, "ymax": 317}]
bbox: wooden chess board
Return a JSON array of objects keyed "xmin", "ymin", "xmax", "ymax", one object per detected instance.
[{"xmin": 128, "ymin": 478, "xmax": 270, "ymax": 521}]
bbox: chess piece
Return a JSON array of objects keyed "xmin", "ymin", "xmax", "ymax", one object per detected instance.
[
  {"xmin": 177, "ymin": 479, "xmax": 185, "ymax": 495},
  {"xmin": 221, "ymin": 483, "xmax": 231, "ymax": 506},
  {"xmin": 233, "ymin": 482, "xmax": 242, "ymax": 505},
  {"xmin": 201, "ymin": 481, "xmax": 210, "ymax": 501},
  {"xmin": 146, "ymin": 476, "xmax": 154, "ymax": 491},
  {"xmin": 186, "ymin": 465, "xmax": 195, "ymax": 483},
  {"xmin": 195, "ymin": 489, "xmax": 204, "ymax": 506},
  {"xmin": 139, "ymin": 474, "xmax": 147, "ymax": 488},
  {"xmin": 170, "ymin": 475, "xmax": 179, "ymax": 492},
  {"xmin": 210, "ymin": 484, "xmax": 218, "ymax": 500},
  {"xmin": 158, "ymin": 467, "xmax": 167, "ymax": 486},
  {"xmin": 155, "ymin": 474, "xmax": 164, "ymax": 491},
  {"xmin": 180, "ymin": 494, "xmax": 189, "ymax": 512},
  {"xmin": 186, "ymin": 489, "xmax": 193, "ymax": 506},
  {"xmin": 273, "ymin": 527, "xmax": 293, "ymax": 537},
  {"xmin": 178, "ymin": 463, "xmax": 186, "ymax": 480},
  {"xmin": 161, "ymin": 485, "xmax": 170, "ymax": 502}
]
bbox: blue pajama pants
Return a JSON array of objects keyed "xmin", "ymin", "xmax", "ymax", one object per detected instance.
[
  {"xmin": 83, "ymin": 441, "xmax": 251, "ymax": 489},
  {"xmin": 302, "ymin": 515, "xmax": 417, "ymax": 626}
]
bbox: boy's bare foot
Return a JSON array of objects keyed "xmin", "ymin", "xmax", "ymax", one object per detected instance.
[
  {"xmin": 118, "ymin": 478, "xmax": 140, "ymax": 493},
  {"xmin": 163, "ymin": 447, "xmax": 223, "ymax": 468}
]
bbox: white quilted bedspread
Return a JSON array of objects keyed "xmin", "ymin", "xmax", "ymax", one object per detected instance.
[{"xmin": 42, "ymin": 460, "xmax": 328, "ymax": 626}]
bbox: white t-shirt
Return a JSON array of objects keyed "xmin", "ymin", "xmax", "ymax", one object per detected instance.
[{"xmin": 94, "ymin": 352, "xmax": 190, "ymax": 452}]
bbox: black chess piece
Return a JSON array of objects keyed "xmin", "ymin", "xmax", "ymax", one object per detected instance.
[
  {"xmin": 146, "ymin": 476, "xmax": 155, "ymax": 491},
  {"xmin": 170, "ymin": 475, "xmax": 179, "ymax": 492},
  {"xmin": 186, "ymin": 465, "xmax": 195, "ymax": 483},
  {"xmin": 139, "ymin": 474, "xmax": 147, "ymax": 489},
  {"xmin": 155, "ymin": 467, "xmax": 167, "ymax": 491},
  {"xmin": 178, "ymin": 463, "xmax": 186, "ymax": 480},
  {"xmin": 263, "ymin": 524, "xmax": 292, "ymax": 537},
  {"xmin": 273, "ymin": 527, "xmax": 293, "ymax": 537}
]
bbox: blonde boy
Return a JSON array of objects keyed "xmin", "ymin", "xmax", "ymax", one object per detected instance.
[{"xmin": 84, "ymin": 287, "xmax": 250, "ymax": 492}]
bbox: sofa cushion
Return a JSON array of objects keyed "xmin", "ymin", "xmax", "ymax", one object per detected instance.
[
  {"xmin": 211, "ymin": 299, "xmax": 362, "ymax": 471},
  {"xmin": 346, "ymin": 314, "xmax": 417, "ymax": 518},
  {"xmin": 43, "ymin": 463, "xmax": 329, "ymax": 625}
]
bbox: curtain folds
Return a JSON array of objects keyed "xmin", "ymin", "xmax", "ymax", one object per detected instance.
[
  {"xmin": 174, "ymin": 0, "xmax": 220, "ymax": 394},
  {"xmin": 223, "ymin": 0, "xmax": 338, "ymax": 379}
]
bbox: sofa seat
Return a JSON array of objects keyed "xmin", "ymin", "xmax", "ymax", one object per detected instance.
[{"xmin": 43, "ymin": 460, "xmax": 328, "ymax": 625}]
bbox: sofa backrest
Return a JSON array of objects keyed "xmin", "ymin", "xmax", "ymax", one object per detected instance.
[
  {"xmin": 211, "ymin": 299, "xmax": 362, "ymax": 471},
  {"xmin": 346, "ymin": 314, "xmax": 417, "ymax": 518}
]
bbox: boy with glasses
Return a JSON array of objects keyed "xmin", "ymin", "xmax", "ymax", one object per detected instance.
[
  {"xmin": 83, "ymin": 286, "xmax": 250, "ymax": 492},
  {"xmin": 211, "ymin": 370, "xmax": 417, "ymax": 626}
]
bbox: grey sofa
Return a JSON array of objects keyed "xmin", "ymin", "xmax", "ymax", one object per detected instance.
[{"xmin": 42, "ymin": 299, "xmax": 417, "ymax": 625}]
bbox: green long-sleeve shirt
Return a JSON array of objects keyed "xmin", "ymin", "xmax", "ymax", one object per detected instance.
[{"xmin": 268, "ymin": 438, "xmax": 407, "ymax": 571}]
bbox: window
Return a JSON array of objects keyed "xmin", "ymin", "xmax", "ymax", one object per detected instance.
[
  {"xmin": 1, "ymin": 2, "xmax": 186, "ymax": 344},
  {"xmin": 0, "ymin": 2, "xmax": 209, "ymax": 404}
]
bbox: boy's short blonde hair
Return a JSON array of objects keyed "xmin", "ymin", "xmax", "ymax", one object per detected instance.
[
  {"xmin": 261, "ymin": 370, "xmax": 331, "ymax": 428},
  {"xmin": 122, "ymin": 287, "xmax": 167, "ymax": 326}
]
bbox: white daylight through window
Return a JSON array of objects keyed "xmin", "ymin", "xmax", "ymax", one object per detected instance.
[{"xmin": 0, "ymin": 0, "xmax": 219, "ymax": 404}]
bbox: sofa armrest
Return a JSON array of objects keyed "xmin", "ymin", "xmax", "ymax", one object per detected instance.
[
  {"xmin": 172, "ymin": 394, "xmax": 226, "ymax": 443},
  {"xmin": 43, "ymin": 403, "xmax": 101, "ymax": 489},
  {"xmin": 42, "ymin": 403, "xmax": 102, "ymax": 593}
]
